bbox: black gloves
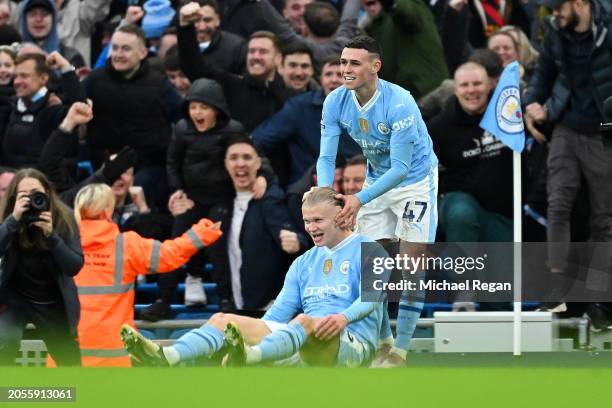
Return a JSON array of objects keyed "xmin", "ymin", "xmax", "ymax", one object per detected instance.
[{"xmin": 101, "ymin": 146, "xmax": 139, "ymax": 183}]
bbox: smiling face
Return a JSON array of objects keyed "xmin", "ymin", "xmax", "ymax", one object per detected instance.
[
  {"xmin": 488, "ymin": 33, "xmax": 518, "ymax": 67},
  {"xmin": 280, "ymin": 52, "xmax": 314, "ymax": 91},
  {"xmin": 340, "ymin": 47, "xmax": 380, "ymax": 92},
  {"xmin": 246, "ymin": 37, "xmax": 280, "ymax": 81},
  {"xmin": 224, "ymin": 142, "xmax": 261, "ymax": 192},
  {"xmin": 110, "ymin": 31, "xmax": 148, "ymax": 74},
  {"xmin": 188, "ymin": 101, "xmax": 218, "ymax": 132},
  {"xmin": 552, "ymin": 0, "xmax": 579, "ymax": 30},
  {"xmin": 26, "ymin": 7, "xmax": 53, "ymax": 41},
  {"xmin": 283, "ymin": 0, "xmax": 313, "ymax": 35},
  {"xmin": 454, "ymin": 64, "xmax": 490, "ymax": 116},
  {"xmin": 319, "ymin": 61, "xmax": 342, "ymax": 96},
  {"xmin": 302, "ymin": 201, "xmax": 344, "ymax": 247},
  {"xmin": 194, "ymin": 5, "xmax": 220, "ymax": 43},
  {"xmin": 342, "ymin": 164, "xmax": 366, "ymax": 195},
  {"xmin": 14, "ymin": 59, "xmax": 48, "ymax": 98},
  {"xmin": 0, "ymin": 51, "xmax": 15, "ymax": 85}
]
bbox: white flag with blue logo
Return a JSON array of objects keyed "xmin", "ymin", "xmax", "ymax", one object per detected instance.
[{"xmin": 479, "ymin": 61, "xmax": 525, "ymax": 153}]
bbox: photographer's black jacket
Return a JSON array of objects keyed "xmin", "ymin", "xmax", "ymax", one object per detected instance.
[{"xmin": 0, "ymin": 213, "xmax": 84, "ymax": 332}]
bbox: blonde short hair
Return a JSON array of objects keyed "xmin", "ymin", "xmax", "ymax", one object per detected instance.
[
  {"xmin": 74, "ymin": 184, "xmax": 115, "ymax": 223},
  {"xmin": 302, "ymin": 187, "xmax": 343, "ymax": 208}
]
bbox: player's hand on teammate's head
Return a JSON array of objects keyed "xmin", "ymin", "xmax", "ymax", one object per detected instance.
[{"xmin": 334, "ymin": 194, "xmax": 361, "ymax": 230}]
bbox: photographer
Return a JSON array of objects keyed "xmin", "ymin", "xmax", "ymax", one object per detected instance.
[{"xmin": 0, "ymin": 168, "xmax": 83, "ymax": 366}]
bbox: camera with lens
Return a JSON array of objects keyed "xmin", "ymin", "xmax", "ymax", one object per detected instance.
[{"xmin": 21, "ymin": 191, "xmax": 50, "ymax": 224}]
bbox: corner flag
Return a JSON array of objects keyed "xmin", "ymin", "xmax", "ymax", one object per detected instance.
[{"xmin": 479, "ymin": 61, "xmax": 525, "ymax": 153}]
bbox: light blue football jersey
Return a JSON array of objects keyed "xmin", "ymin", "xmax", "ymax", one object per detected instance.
[
  {"xmin": 317, "ymin": 79, "xmax": 437, "ymax": 204},
  {"xmin": 262, "ymin": 234, "xmax": 386, "ymax": 349}
]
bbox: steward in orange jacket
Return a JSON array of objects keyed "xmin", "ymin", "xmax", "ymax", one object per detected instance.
[{"xmin": 72, "ymin": 184, "xmax": 222, "ymax": 367}]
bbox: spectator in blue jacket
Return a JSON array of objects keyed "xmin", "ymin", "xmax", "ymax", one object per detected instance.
[{"xmin": 251, "ymin": 55, "xmax": 361, "ymax": 187}]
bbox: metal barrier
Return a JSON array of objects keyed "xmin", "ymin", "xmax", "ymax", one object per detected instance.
[
  {"xmin": 15, "ymin": 317, "xmax": 592, "ymax": 366},
  {"xmin": 16, "ymin": 340, "xmax": 48, "ymax": 367}
]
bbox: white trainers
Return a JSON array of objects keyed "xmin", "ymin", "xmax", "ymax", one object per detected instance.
[{"xmin": 184, "ymin": 274, "xmax": 207, "ymax": 306}]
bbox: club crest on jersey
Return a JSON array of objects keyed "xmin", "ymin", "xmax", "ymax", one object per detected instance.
[
  {"xmin": 377, "ymin": 122, "xmax": 390, "ymax": 134},
  {"xmin": 340, "ymin": 261, "xmax": 350, "ymax": 275},
  {"xmin": 323, "ymin": 259, "xmax": 333, "ymax": 274},
  {"xmin": 359, "ymin": 118, "xmax": 369, "ymax": 133},
  {"xmin": 496, "ymin": 86, "xmax": 524, "ymax": 134}
]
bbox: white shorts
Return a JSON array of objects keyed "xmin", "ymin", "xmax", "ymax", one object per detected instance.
[
  {"xmin": 262, "ymin": 321, "xmax": 373, "ymax": 367},
  {"xmin": 356, "ymin": 165, "xmax": 438, "ymax": 243}
]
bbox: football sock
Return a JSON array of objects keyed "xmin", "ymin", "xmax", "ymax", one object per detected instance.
[
  {"xmin": 253, "ymin": 323, "xmax": 307, "ymax": 363},
  {"xmin": 172, "ymin": 324, "xmax": 224, "ymax": 361},
  {"xmin": 394, "ymin": 271, "xmax": 425, "ymax": 353}
]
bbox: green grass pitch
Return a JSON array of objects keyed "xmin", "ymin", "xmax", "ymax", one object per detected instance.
[{"xmin": 1, "ymin": 353, "xmax": 612, "ymax": 408}]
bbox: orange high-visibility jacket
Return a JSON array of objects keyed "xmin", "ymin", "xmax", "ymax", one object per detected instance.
[{"xmin": 74, "ymin": 218, "xmax": 222, "ymax": 367}]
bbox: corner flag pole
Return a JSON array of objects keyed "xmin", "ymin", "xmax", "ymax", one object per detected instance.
[
  {"xmin": 513, "ymin": 151, "xmax": 522, "ymax": 356},
  {"xmin": 478, "ymin": 61, "xmax": 525, "ymax": 357}
]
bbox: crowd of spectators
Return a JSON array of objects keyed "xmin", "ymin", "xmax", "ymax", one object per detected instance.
[{"xmin": 0, "ymin": 0, "xmax": 611, "ymax": 365}]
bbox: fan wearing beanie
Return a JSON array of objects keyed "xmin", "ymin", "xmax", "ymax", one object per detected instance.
[{"xmin": 142, "ymin": 0, "xmax": 176, "ymax": 40}]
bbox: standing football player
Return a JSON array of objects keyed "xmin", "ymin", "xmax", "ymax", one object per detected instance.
[{"xmin": 316, "ymin": 35, "xmax": 438, "ymax": 367}]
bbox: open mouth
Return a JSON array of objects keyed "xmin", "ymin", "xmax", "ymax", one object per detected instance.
[
  {"xmin": 464, "ymin": 95, "xmax": 483, "ymax": 103},
  {"xmin": 233, "ymin": 170, "xmax": 249, "ymax": 182},
  {"xmin": 344, "ymin": 76, "xmax": 356, "ymax": 82},
  {"xmin": 311, "ymin": 232, "xmax": 324, "ymax": 242}
]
